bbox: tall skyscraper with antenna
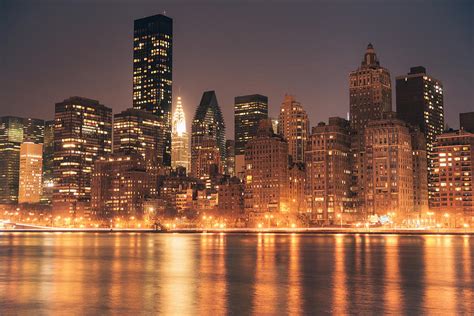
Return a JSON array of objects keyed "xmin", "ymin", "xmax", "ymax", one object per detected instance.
[{"xmin": 171, "ymin": 96, "xmax": 190, "ymax": 172}]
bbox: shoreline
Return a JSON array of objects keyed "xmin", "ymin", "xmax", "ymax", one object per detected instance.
[{"xmin": 1, "ymin": 228, "xmax": 473, "ymax": 235}]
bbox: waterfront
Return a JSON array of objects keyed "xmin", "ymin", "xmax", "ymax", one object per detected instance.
[{"xmin": 0, "ymin": 233, "xmax": 473, "ymax": 314}]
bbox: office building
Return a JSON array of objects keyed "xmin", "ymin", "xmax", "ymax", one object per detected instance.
[
  {"xmin": 133, "ymin": 14, "xmax": 173, "ymax": 165},
  {"xmin": 225, "ymin": 139, "xmax": 235, "ymax": 176},
  {"xmin": 92, "ymin": 152, "xmax": 153, "ymax": 220},
  {"xmin": 18, "ymin": 142, "xmax": 43, "ymax": 204},
  {"xmin": 53, "ymin": 97, "xmax": 112, "ymax": 217},
  {"xmin": 191, "ymin": 91, "xmax": 225, "ymax": 177},
  {"xmin": 234, "ymin": 94, "xmax": 268, "ymax": 154},
  {"xmin": 114, "ymin": 108, "xmax": 163, "ymax": 172},
  {"xmin": 171, "ymin": 96, "xmax": 190, "ymax": 172},
  {"xmin": 0, "ymin": 116, "xmax": 44, "ymax": 204}
]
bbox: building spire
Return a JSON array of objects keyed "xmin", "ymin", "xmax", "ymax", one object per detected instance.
[
  {"xmin": 362, "ymin": 43, "xmax": 380, "ymax": 68},
  {"xmin": 172, "ymin": 96, "xmax": 186, "ymax": 137}
]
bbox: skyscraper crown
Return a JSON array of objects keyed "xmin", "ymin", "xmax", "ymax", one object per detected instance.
[{"xmin": 361, "ymin": 43, "xmax": 380, "ymax": 68}]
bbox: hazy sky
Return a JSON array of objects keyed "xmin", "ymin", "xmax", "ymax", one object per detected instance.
[{"xmin": 1, "ymin": 0, "xmax": 472, "ymax": 137}]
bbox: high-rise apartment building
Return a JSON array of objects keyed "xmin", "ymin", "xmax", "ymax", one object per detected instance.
[
  {"xmin": 410, "ymin": 127, "xmax": 429, "ymax": 215},
  {"xmin": 191, "ymin": 91, "xmax": 225, "ymax": 177},
  {"xmin": 306, "ymin": 117, "xmax": 352, "ymax": 224},
  {"xmin": 244, "ymin": 119, "xmax": 289, "ymax": 218},
  {"xmin": 195, "ymin": 139, "xmax": 222, "ymax": 188},
  {"xmin": 278, "ymin": 94, "xmax": 309, "ymax": 163},
  {"xmin": 113, "ymin": 108, "xmax": 163, "ymax": 173},
  {"xmin": 349, "ymin": 43, "xmax": 392, "ymax": 217},
  {"xmin": 53, "ymin": 97, "xmax": 112, "ymax": 217},
  {"xmin": 0, "ymin": 116, "xmax": 44, "ymax": 204},
  {"xmin": 171, "ymin": 96, "xmax": 190, "ymax": 172},
  {"xmin": 133, "ymin": 14, "xmax": 173, "ymax": 166},
  {"xmin": 363, "ymin": 113, "xmax": 415, "ymax": 218},
  {"xmin": 430, "ymin": 130, "xmax": 473, "ymax": 223},
  {"xmin": 18, "ymin": 142, "xmax": 43, "ymax": 204}
]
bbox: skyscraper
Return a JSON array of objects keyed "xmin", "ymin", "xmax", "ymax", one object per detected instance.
[
  {"xmin": 278, "ymin": 94, "xmax": 309, "ymax": 163},
  {"xmin": 171, "ymin": 96, "xmax": 190, "ymax": 172},
  {"xmin": 191, "ymin": 91, "xmax": 226, "ymax": 177},
  {"xmin": 234, "ymin": 94, "xmax": 268, "ymax": 155},
  {"xmin": 234, "ymin": 94, "xmax": 268, "ymax": 178},
  {"xmin": 53, "ymin": 97, "xmax": 112, "ymax": 217},
  {"xmin": 396, "ymin": 66, "xmax": 444, "ymax": 154},
  {"xmin": 113, "ymin": 108, "xmax": 163, "ymax": 173},
  {"xmin": 349, "ymin": 43, "xmax": 392, "ymax": 217},
  {"xmin": 306, "ymin": 117, "xmax": 352, "ymax": 224},
  {"xmin": 349, "ymin": 43, "xmax": 392, "ymax": 130},
  {"xmin": 18, "ymin": 142, "xmax": 43, "ymax": 204},
  {"xmin": 0, "ymin": 116, "xmax": 44, "ymax": 204},
  {"xmin": 133, "ymin": 14, "xmax": 173, "ymax": 166}
]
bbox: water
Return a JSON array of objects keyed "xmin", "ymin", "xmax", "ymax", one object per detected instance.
[{"xmin": 0, "ymin": 233, "xmax": 472, "ymax": 315}]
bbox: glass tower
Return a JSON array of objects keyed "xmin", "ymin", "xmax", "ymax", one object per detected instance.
[{"xmin": 133, "ymin": 14, "xmax": 173, "ymax": 166}]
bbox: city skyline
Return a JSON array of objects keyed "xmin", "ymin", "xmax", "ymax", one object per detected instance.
[{"xmin": 1, "ymin": 1, "xmax": 473, "ymax": 138}]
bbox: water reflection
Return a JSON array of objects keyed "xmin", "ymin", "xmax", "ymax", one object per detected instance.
[{"xmin": 0, "ymin": 233, "xmax": 472, "ymax": 314}]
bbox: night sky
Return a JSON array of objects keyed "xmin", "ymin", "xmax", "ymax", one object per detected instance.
[{"xmin": 1, "ymin": 0, "xmax": 472, "ymax": 137}]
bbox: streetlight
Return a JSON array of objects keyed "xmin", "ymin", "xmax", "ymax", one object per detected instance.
[{"xmin": 443, "ymin": 213, "xmax": 450, "ymax": 228}]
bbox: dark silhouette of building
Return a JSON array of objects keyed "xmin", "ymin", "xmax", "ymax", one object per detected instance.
[
  {"xmin": 133, "ymin": 14, "xmax": 173, "ymax": 166},
  {"xmin": 396, "ymin": 66, "xmax": 444, "ymax": 154},
  {"xmin": 460, "ymin": 112, "xmax": 474, "ymax": 133},
  {"xmin": 191, "ymin": 91, "xmax": 226, "ymax": 177}
]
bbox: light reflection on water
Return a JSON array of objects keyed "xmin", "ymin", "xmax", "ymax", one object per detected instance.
[{"xmin": 0, "ymin": 233, "xmax": 472, "ymax": 314}]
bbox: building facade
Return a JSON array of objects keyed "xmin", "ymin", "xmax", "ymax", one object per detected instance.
[
  {"xmin": 53, "ymin": 97, "xmax": 112, "ymax": 217},
  {"xmin": 363, "ymin": 113, "xmax": 415, "ymax": 218},
  {"xmin": 191, "ymin": 91, "xmax": 226, "ymax": 177},
  {"xmin": 114, "ymin": 108, "xmax": 163, "ymax": 173},
  {"xmin": 0, "ymin": 116, "xmax": 44, "ymax": 204},
  {"xmin": 234, "ymin": 94, "xmax": 268, "ymax": 155},
  {"xmin": 306, "ymin": 117, "xmax": 352, "ymax": 224},
  {"xmin": 92, "ymin": 152, "xmax": 153, "ymax": 220},
  {"xmin": 244, "ymin": 119, "xmax": 289, "ymax": 219},
  {"xmin": 18, "ymin": 142, "xmax": 43, "ymax": 204},
  {"xmin": 349, "ymin": 43, "xmax": 392, "ymax": 217},
  {"xmin": 133, "ymin": 14, "xmax": 173, "ymax": 166},
  {"xmin": 430, "ymin": 130, "xmax": 474, "ymax": 223},
  {"xmin": 171, "ymin": 96, "xmax": 190, "ymax": 172},
  {"xmin": 278, "ymin": 94, "xmax": 309, "ymax": 163}
]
